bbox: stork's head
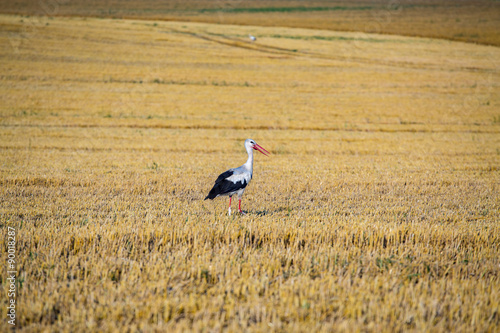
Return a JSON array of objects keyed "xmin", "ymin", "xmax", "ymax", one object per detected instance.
[{"xmin": 245, "ymin": 139, "xmax": 270, "ymax": 157}]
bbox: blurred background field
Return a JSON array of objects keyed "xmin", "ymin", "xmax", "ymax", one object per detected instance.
[
  {"xmin": 0, "ymin": 2, "xmax": 499, "ymax": 332},
  {"xmin": 1, "ymin": 0, "xmax": 500, "ymax": 46}
]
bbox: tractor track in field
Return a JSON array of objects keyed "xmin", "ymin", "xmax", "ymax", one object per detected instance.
[
  {"xmin": 166, "ymin": 28, "xmax": 500, "ymax": 75},
  {"xmin": 1, "ymin": 123, "xmax": 499, "ymax": 134}
]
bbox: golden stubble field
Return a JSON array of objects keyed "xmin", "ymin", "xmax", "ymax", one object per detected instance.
[
  {"xmin": 0, "ymin": 14, "xmax": 499, "ymax": 332},
  {"xmin": 2, "ymin": 0, "xmax": 500, "ymax": 46}
]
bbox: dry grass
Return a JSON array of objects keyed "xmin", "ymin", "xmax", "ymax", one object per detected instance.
[
  {"xmin": 1, "ymin": 0, "xmax": 499, "ymax": 46},
  {"xmin": 1, "ymin": 14, "xmax": 499, "ymax": 332}
]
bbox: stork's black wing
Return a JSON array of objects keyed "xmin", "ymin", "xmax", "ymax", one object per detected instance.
[
  {"xmin": 204, "ymin": 170, "xmax": 248, "ymax": 200},
  {"xmin": 214, "ymin": 170, "xmax": 234, "ymax": 185}
]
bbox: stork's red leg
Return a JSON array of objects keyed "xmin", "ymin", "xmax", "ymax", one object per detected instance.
[{"xmin": 228, "ymin": 196, "xmax": 232, "ymax": 215}]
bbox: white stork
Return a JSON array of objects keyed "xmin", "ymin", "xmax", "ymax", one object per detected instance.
[
  {"xmin": 249, "ymin": 34, "xmax": 256, "ymax": 42},
  {"xmin": 205, "ymin": 139, "xmax": 269, "ymax": 215}
]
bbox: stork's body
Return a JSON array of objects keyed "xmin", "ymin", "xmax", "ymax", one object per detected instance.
[{"xmin": 205, "ymin": 139, "xmax": 269, "ymax": 215}]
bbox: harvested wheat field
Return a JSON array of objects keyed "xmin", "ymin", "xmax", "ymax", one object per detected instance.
[
  {"xmin": 0, "ymin": 13, "xmax": 499, "ymax": 332},
  {"xmin": 2, "ymin": 0, "xmax": 500, "ymax": 46}
]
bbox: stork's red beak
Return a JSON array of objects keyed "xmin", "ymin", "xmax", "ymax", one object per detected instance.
[{"xmin": 253, "ymin": 143, "xmax": 270, "ymax": 156}]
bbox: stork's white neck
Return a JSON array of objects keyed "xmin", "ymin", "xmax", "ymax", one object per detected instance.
[{"xmin": 244, "ymin": 144, "xmax": 254, "ymax": 172}]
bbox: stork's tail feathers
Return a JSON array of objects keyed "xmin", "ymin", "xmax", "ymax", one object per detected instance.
[
  {"xmin": 204, "ymin": 191, "xmax": 217, "ymax": 200},
  {"xmin": 205, "ymin": 178, "xmax": 231, "ymax": 200}
]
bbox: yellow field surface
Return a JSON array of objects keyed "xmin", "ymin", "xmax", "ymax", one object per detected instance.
[
  {"xmin": 1, "ymin": 0, "xmax": 499, "ymax": 46},
  {"xmin": 1, "ymin": 14, "xmax": 500, "ymax": 331}
]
